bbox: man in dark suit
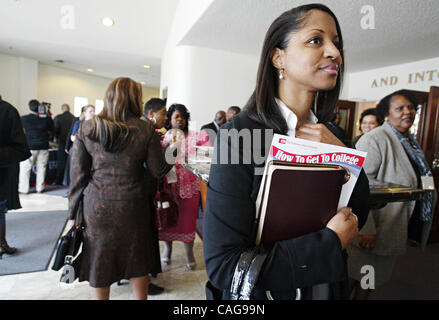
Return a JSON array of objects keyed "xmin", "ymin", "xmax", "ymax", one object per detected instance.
[
  {"xmin": 0, "ymin": 96, "xmax": 31, "ymax": 257},
  {"xmin": 201, "ymin": 110, "xmax": 226, "ymax": 146},
  {"xmin": 53, "ymin": 104, "xmax": 75, "ymax": 185}
]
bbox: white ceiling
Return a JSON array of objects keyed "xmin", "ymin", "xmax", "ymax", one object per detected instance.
[
  {"xmin": 179, "ymin": 0, "xmax": 439, "ymax": 73},
  {"xmin": 0, "ymin": 0, "xmax": 179, "ymax": 87},
  {"xmin": 2, "ymin": 0, "xmax": 438, "ymax": 89}
]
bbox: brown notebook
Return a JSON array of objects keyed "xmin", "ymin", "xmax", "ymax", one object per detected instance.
[{"xmin": 255, "ymin": 161, "xmax": 348, "ymax": 245}]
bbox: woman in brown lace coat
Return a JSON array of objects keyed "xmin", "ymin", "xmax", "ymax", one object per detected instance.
[{"xmin": 68, "ymin": 77, "xmax": 172, "ymax": 299}]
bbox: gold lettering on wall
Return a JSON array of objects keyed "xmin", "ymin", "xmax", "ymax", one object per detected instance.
[
  {"xmin": 372, "ymin": 69, "xmax": 438, "ymax": 88},
  {"xmin": 415, "ymin": 72, "xmax": 424, "ymax": 82},
  {"xmin": 371, "ymin": 76, "xmax": 398, "ymax": 88}
]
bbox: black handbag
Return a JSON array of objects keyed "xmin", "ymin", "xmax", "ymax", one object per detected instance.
[
  {"xmin": 51, "ymin": 225, "xmax": 83, "ymax": 271},
  {"xmin": 52, "ymin": 198, "xmax": 84, "ymax": 282}
]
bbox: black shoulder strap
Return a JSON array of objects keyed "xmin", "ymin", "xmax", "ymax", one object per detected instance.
[
  {"xmin": 230, "ymin": 246, "xmax": 268, "ymax": 300},
  {"xmin": 230, "ymin": 247, "xmax": 258, "ymax": 300}
]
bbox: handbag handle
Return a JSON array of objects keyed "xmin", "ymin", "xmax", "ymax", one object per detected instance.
[
  {"xmin": 230, "ymin": 248, "xmax": 257, "ymax": 300},
  {"xmin": 239, "ymin": 251, "xmax": 267, "ymax": 300},
  {"xmin": 230, "ymin": 246, "xmax": 267, "ymax": 300}
]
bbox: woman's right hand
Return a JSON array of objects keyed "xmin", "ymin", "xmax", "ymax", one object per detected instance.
[{"xmin": 326, "ymin": 207, "xmax": 359, "ymax": 250}]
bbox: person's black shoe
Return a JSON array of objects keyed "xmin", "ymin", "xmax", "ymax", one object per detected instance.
[
  {"xmin": 0, "ymin": 244, "xmax": 17, "ymax": 258},
  {"xmin": 148, "ymin": 283, "xmax": 164, "ymax": 295}
]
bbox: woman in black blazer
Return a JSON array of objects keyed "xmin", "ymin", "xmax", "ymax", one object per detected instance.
[{"xmin": 203, "ymin": 4, "xmax": 370, "ymax": 300}]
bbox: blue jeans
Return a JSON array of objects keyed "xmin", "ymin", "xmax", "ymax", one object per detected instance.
[{"xmin": 0, "ymin": 200, "xmax": 7, "ymax": 230}]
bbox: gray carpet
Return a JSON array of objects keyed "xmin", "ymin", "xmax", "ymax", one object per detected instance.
[{"xmin": 0, "ymin": 210, "xmax": 68, "ymax": 276}]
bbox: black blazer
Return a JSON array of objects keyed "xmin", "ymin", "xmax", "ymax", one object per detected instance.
[
  {"xmin": 203, "ymin": 109, "xmax": 370, "ymax": 300},
  {"xmin": 0, "ymin": 100, "xmax": 31, "ymax": 208},
  {"xmin": 54, "ymin": 111, "xmax": 75, "ymax": 148}
]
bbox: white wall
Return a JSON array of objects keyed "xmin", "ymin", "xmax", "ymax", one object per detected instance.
[
  {"xmin": 165, "ymin": 46, "xmax": 258, "ymax": 128},
  {"xmin": 39, "ymin": 64, "xmax": 160, "ymax": 117},
  {"xmin": 0, "ymin": 52, "xmax": 159, "ymax": 116},
  {"xmin": 0, "ymin": 52, "xmax": 20, "ymax": 108},
  {"xmin": 38, "ymin": 64, "xmax": 112, "ymax": 116},
  {"xmin": 0, "ymin": 53, "xmax": 38, "ymax": 114},
  {"xmin": 160, "ymin": 0, "xmax": 214, "ymax": 93},
  {"xmin": 161, "ymin": 0, "xmax": 260, "ymax": 128},
  {"xmin": 19, "ymin": 57, "xmax": 38, "ymax": 112}
]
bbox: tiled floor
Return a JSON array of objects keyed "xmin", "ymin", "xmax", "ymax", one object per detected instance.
[{"xmin": 0, "ymin": 190, "xmax": 208, "ymax": 300}]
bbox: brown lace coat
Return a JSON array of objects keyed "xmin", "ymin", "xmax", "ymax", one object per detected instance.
[{"xmin": 68, "ymin": 117, "xmax": 171, "ymax": 287}]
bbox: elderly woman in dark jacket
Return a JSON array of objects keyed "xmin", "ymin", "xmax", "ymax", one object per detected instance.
[{"xmin": 203, "ymin": 4, "xmax": 369, "ymax": 300}]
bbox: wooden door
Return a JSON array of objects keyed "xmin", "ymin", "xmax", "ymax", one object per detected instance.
[
  {"xmin": 422, "ymin": 86, "xmax": 439, "ymax": 243},
  {"xmin": 336, "ymin": 100, "xmax": 356, "ymax": 140}
]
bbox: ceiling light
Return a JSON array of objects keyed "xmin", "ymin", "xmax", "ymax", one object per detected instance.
[
  {"xmin": 143, "ymin": 65, "xmax": 151, "ymax": 69},
  {"xmin": 102, "ymin": 17, "xmax": 114, "ymax": 27},
  {"xmin": 87, "ymin": 68, "xmax": 94, "ymax": 72},
  {"xmin": 141, "ymin": 82, "xmax": 146, "ymax": 85}
]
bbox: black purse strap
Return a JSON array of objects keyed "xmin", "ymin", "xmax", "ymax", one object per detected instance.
[
  {"xmin": 67, "ymin": 227, "xmax": 79, "ymax": 256},
  {"xmin": 230, "ymin": 246, "xmax": 267, "ymax": 300},
  {"xmin": 239, "ymin": 251, "xmax": 267, "ymax": 300},
  {"xmin": 67, "ymin": 197, "xmax": 84, "ymax": 257}
]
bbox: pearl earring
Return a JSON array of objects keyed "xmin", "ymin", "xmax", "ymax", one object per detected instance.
[{"xmin": 279, "ymin": 69, "xmax": 285, "ymax": 80}]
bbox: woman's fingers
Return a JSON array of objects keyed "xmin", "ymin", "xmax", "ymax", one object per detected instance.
[
  {"xmin": 296, "ymin": 123, "xmax": 345, "ymax": 147},
  {"xmin": 338, "ymin": 206, "xmax": 352, "ymax": 218},
  {"xmin": 296, "ymin": 124, "xmax": 324, "ymax": 140}
]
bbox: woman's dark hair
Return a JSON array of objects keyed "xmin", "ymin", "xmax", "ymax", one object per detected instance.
[
  {"xmin": 165, "ymin": 103, "xmax": 190, "ymax": 132},
  {"xmin": 376, "ymin": 90, "xmax": 419, "ymax": 121},
  {"xmin": 244, "ymin": 4, "xmax": 344, "ymax": 133},
  {"xmin": 359, "ymin": 108, "xmax": 383, "ymax": 130},
  {"xmin": 87, "ymin": 77, "xmax": 142, "ymax": 153}
]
